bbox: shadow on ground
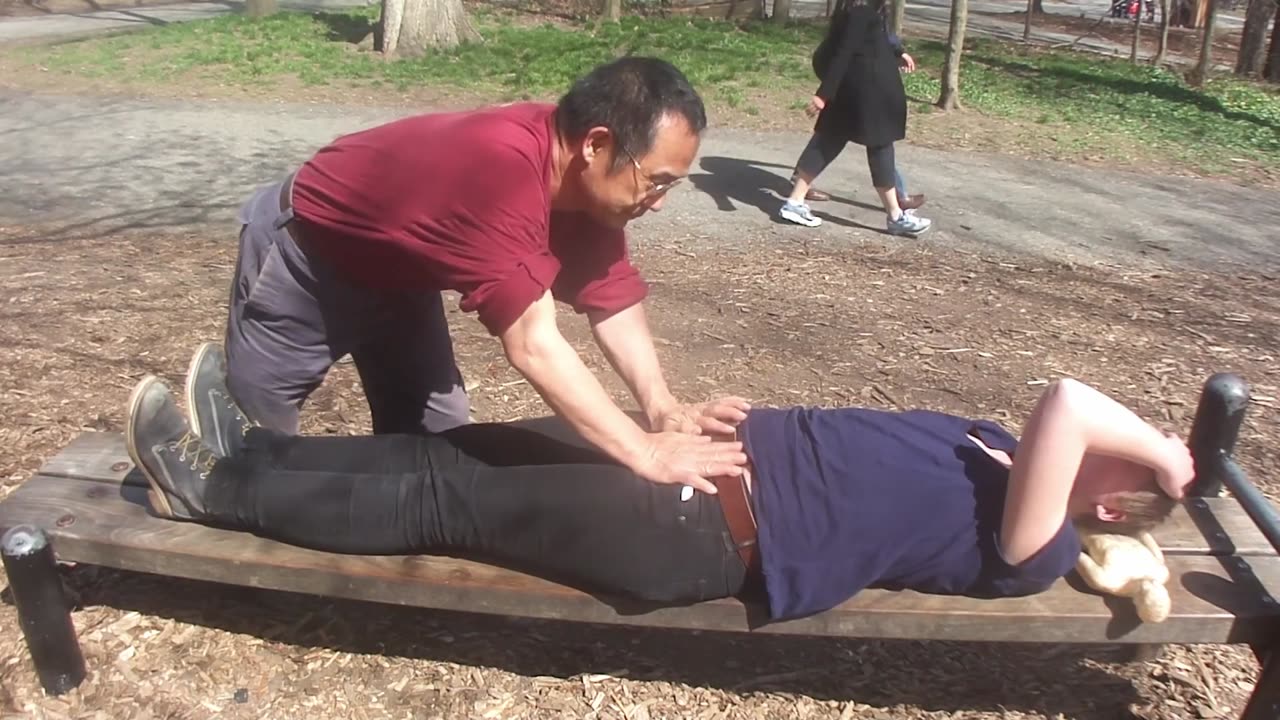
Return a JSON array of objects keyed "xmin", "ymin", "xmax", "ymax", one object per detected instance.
[{"xmin": 5, "ymin": 564, "xmax": 1152, "ymax": 717}]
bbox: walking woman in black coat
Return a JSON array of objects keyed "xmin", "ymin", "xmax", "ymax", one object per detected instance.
[{"xmin": 778, "ymin": 0, "xmax": 931, "ymax": 237}]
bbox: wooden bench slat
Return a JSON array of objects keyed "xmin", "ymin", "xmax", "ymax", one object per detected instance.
[
  {"xmin": 37, "ymin": 432, "xmax": 1280, "ymax": 557},
  {"xmin": 3, "ymin": 469, "xmax": 1279, "ymax": 645}
]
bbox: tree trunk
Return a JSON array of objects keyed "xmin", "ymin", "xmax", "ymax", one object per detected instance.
[
  {"xmin": 246, "ymin": 0, "xmax": 277, "ymax": 18},
  {"xmin": 937, "ymin": 0, "xmax": 969, "ymax": 110},
  {"xmin": 1023, "ymin": 0, "xmax": 1034, "ymax": 41},
  {"xmin": 1265, "ymin": 7, "xmax": 1280, "ymax": 80},
  {"xmin": 1188, "ymin": 0, "xmax": 1216, "ymax": 84},
  {"xmin": 1153, "ymin": 0, "xmax": 1171, "ymax": 63},
  {"xmin": 890, "ymin": 0, "xmax": 906, "ymax": 36},
  {"xmin": 772, "ymin": 0, "xmax": 792, "ymax": 22},
  {"xmin": 1235, "ymin": 0, "xmax": 1277, "ymax": 75},
  {"xmin": 380, "ymin": 0, "xmax": 480, "ymax": 56},
  {"xmin": 1130, "ymin": 1, "xmax": 1143, "ymax": 62},
  {"xmin": 604, "ymin": 0, "xmax": 621, "ymax": 21}
]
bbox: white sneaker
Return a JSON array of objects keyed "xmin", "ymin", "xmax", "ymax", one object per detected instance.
[
  {"xmin": 887, "ymin": 211, "xmax": 931, "ymax": 237},
  {"xmin": 779, "ymin": 201, "xmax": 822, "ymax": 227}
]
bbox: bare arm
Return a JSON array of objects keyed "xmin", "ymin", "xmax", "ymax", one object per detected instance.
[
  {"xmin": 588, "ymin": 302, "xmax": 679, "ymax": 429},
  {"xmin": 1000, "ymin": 379, "xmax": 1185, "ymax": 565},
  {"xmin": 499, "ymin": 291, "xmax": 745, "ymax": 494},
  {"xmin": 591, "ymin": 303, "xmax": 751, "ymax": 436}
]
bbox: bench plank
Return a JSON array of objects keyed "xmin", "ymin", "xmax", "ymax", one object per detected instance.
[
  {"xmin": 36, "ymin": 432, "xmax": 1280, "ymax": 557},
  {"xmin": 3, "ymin": 468, "xmax": 1279, "ymax": 645}
]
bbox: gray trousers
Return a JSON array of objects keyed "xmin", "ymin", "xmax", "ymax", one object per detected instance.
[{"xmin": 223, "ymin": 179, "xmax": 470, "ymax": 436}]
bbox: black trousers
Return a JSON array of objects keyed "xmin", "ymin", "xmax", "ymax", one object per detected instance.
[
  {"xmin": 796, "ymin": 132, "xmax": 901, "ymax": 191},
  {"xmin": 204, "ymin": 418, "xmax": 751, "ymax": 604}
]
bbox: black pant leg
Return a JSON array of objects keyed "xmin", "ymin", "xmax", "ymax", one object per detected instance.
[
  {"xmin": 206, "ymin": 426, "xmax": 748, "ymax": 604},
  {"xmin": 865, "ymin": 143, "xmax": 897, "ymax": 188}
]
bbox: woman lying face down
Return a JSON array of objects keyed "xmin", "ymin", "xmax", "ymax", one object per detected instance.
[{"xmin": 125, "ymin": 345, "xmax": 1191, "ymax": 622}]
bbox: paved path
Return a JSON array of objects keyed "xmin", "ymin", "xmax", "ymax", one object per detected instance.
[
  {"xmin": 0, "ymin": 0, "xmax": 369, "ymax": 44},
  {"xmin": 2, "ymin": 89, "xmax": 1277, "ymax": 271}
]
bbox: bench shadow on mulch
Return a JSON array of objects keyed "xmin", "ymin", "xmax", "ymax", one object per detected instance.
[{"xmin": 28, "ymin": 564, "xmax": 1150, "ymax": 717}]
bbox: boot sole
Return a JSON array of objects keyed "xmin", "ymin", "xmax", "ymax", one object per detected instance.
[{"xmin": 125, "ymin": 375, "xmax": 177, "ymax": 519}]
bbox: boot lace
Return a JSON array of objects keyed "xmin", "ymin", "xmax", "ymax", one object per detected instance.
[{"xmin": 166, "ymin": 431, "xmax": 217, "ymax": 478}]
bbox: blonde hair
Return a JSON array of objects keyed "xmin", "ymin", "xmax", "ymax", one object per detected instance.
[{"xmin": 1075, "ymin": 488, "xmax": 1179, "ymax": 535}]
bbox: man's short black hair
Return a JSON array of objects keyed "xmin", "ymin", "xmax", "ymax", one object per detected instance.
[{"xmin": 556, "ymin": 56, "xmax": 707, "ymax": 172}]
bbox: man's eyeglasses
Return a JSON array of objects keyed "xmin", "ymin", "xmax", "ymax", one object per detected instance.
[{"xmin": 619, "ymin": 144, "xmax": 683, "ymax": 199}]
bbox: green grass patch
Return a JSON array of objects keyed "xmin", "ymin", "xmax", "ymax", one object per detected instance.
[{"xmin": 17, "ymin": 8, "xmax": 1280, "ymax": 173}]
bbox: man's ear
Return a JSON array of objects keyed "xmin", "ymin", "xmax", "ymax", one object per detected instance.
[
  {"xmin": 1095, "ymin": 504, "xmax": 1127, "ymax": 523},
  {"xmin": 581, "ymin": 126, "xmax": 614, "ymax": 166}
]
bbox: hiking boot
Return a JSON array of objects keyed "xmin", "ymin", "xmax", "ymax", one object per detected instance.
[
  {"xmin": 185, "ymin": 341, "xmax": 254, "ymax": 459},
  {"xmin": 126, "ymin": 375, "xmax": 215, "ymax": 520},
  {"xmin": 779, "ymin": 200, "xmax": 822, "ymax": 227},
  {"xmin": 887, "ymin": 211, "xmax": 932, "ymax": 237}
]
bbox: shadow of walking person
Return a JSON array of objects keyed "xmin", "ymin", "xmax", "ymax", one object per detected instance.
[{"xmin": 687, "ymin": 155, "xmax": 881, "ymax": 228}]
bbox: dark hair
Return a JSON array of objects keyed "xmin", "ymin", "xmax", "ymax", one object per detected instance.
[{"xmin": 556, "ymin": 56, "xmax": 707, "ymax": 173}]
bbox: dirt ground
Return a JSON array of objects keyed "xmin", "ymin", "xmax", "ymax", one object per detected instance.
[{"xmin": 1, "ymin": 217, "xmax": 1278, "ymax": 718}]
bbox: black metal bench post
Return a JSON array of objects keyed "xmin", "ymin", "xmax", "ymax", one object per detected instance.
[
  {"xmin": 1185, "ymin": 373, "xmax": 1280, "ymax": 720},
  {"xmin": 2, "ymin": 525, "xmax": 86, "ymax": 695}
]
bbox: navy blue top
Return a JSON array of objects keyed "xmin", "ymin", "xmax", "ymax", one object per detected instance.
[{"xmin": 740, "ymin": 406, "xmax": 1081, "ymax": 621}]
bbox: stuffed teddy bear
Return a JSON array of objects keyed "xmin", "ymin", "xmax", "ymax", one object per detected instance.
[{"xmin": 1076, "ymin": 528, "xmax": 1172, "ymax": 623}]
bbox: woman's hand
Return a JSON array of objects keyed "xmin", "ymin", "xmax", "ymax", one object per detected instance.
[
  {"xmin": 805, "ymin": 95, "xmax": 826, "ymax": 118},
  {"xmin": 1153, "ymin": 431, "xmax": 1195, "ymax": 499},
  {"xmin": 899, "ymin": 53, "xmax": 917, "ymax": 73}
]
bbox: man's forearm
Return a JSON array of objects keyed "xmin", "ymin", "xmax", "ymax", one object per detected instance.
[
  {"xmin": 502, "ymin": 296, "xmax": 650, "ymax": 468},
  {"xmin": 590, "ymin": 302, "xmax": 678, "ymax": 427}
]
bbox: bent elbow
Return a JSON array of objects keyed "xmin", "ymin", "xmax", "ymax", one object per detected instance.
[{"xmin": 1042, "ymin": 378, "xmax": 1089, "ymax": 418}]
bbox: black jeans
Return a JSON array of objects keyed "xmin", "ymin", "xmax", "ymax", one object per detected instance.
[
  {"xmin": 204, "ymin": 417, "xmax": 750, "ymax": 604},
  {"xmin": 796, "ymin": 132, "xmax": 902, "ymax": 192}
]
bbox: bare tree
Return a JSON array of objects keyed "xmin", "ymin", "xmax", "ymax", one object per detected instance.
[
  {"xmin": 1153, "ymin": 0, "xmax": 1171, "ymax": 63},
  {"xmin": 773, "ymin": 0, "xmax": 793, "ymax": 22},
  {"xmin": 246, "ymin": 0, "xmax": 277, "ymax": 17},
  {"xmin": 381, "ymin": 0, "xmax": 480, "ymax": 56},
  {"xmin": 890, "ymin": 0, "xmax": 905, "ymax": 35},
  {"xmin": 1187, "ymin": 0, "xmax": 1216, "ymax": 85},
  {"xmin": 1130, "ymin": 0, "xmax": 1143, "ymax": 62},
  {"xmin": 1021, "ymin": 0, "xmax": 1046, "ymax": 41},
  {"xmin": 937, "ymin": 0, "xmax": 969, "ymax": 110},
  {"xmin": 604, "ymin": 0, "xmax": 622, "ymax": 21},
  {"xmin": 1235, "ymin": 0, "xmax": 1277, "ymax": 75},
  {"xmin": 1266, "ymin": 11, "xmax": 1280, "ymax": 80}
]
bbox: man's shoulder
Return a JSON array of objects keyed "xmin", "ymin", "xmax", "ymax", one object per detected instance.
[{"xmin": 372, "ymin": 102, "xmax": 555, "ymax": 161}]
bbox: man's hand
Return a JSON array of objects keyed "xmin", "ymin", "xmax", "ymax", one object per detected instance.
[
  {"xmin": 631, "ymin": 432, "xmax": 748, "ymax": 496},
  {"xmin": 1154, "ymin": 431, "xmax": 1194, "ymax": 499},
  {"xmin": 805, "ymin": 95, "xmax": 826, "ymax": 118},
  {"xmin": 899, "ymin": 53, "xmax": 917, "ymax": 73},
  {"xmin": 651, "ymin": 397, "xmax": 752, "ymax": 436}
]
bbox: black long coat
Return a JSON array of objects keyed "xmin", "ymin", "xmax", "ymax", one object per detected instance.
[{"xmin": 810, "ymin": 3, "xmax": 907, "ymax": 148}]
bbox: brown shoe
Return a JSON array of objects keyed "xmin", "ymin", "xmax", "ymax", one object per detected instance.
[
  {"xmin": 899, "ymin": 193, "xmax": 926, "ymax": 210},
  {"xmin": 805, "ymin": 187, "xmax": 832, "ymax": 202}
]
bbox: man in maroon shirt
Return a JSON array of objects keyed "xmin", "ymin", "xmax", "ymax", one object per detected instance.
[{"xmin": 221, "ymin": 56, "xmax": 748, "ymax": 495}]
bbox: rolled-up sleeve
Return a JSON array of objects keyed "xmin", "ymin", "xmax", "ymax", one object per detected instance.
[{"xmin": 548, "ymin": 212, "xmax": 649, "ymax": 319}]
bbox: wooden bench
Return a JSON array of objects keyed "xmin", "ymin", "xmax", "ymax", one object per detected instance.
[{"xmin": 3, "ymin": 373, "xmax": 1280, "ymax": 717}]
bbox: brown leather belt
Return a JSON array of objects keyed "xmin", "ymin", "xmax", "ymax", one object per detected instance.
[{"xmin": 713, "ymin": 460, "xmax": 761, "ymax": 577}]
